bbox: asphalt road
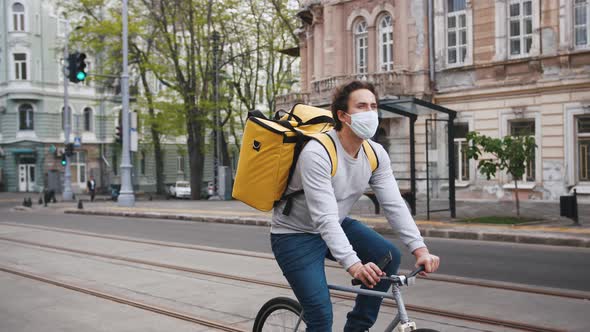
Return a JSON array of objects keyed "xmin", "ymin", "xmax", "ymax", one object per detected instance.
[{"xmin": 2, "ymin": 210, "xmax": 589, "ymax": 292}]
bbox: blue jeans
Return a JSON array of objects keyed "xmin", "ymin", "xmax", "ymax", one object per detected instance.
[{"xmin": 271, "ymin": 217, "xmax": 401, "ymax": 332}]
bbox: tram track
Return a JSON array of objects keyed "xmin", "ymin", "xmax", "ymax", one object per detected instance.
[
  {"xmin": 0, "ymin": 265, "xmax": 247, "ymax": 332},
  {"xmin": 0, "ymin": 235, "xmax": 568, "ymax": 332},
  {"xmin": 2, "ymin": 221, "xmax": 587, "ymax": 301}
]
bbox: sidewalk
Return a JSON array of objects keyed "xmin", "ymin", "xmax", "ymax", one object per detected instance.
[{"xmin": 9, "ymin": 192, "xmax": 589, "ymax": 248}]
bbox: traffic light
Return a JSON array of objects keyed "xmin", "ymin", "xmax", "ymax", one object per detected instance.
[
  {"xmin": 61, "ymin": 154, "xmax": 67, "ymax": 166},
  {"xmin": 67, "ymin": 52, "xmax": 87, "ymax": 83},
  {"xmin": 115, "ymin": 126, "xmax": 122, "ymax": 144},
  {"xmin": 65, "ymin": 143, "xmax": 74, "ymax": 157}
]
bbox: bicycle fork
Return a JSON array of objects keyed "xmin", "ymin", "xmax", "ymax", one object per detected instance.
[{"xmin": 384, "ymin": 285, "xmax": 417, "ymax": 332}]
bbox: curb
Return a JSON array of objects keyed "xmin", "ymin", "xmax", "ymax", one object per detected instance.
[{"xmin": 65, "ymin": 209, "xmax": 590, "ymax": 249}]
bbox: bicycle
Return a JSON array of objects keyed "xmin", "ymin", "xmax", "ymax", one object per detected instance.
[{"xmin": 252, "ymin": 262, "xmax": 439, "ymax": 332}]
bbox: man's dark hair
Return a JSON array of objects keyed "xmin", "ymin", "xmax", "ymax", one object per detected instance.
[{"xmin": 330, "ymin": 80, "xmax": 378, "ymax": 131}]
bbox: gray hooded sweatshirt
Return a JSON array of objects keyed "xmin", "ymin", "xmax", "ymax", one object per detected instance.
[{"xmin": 271, "ymin": 130, "xmax": 426, "ymax": 270}]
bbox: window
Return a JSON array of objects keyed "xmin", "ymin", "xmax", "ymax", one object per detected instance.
[
  {"xmin": 447, "ymin": 0, "xmax": 467, "ymax": 65},
  {"xmin": 61, "ymin": 106, "xmax": 72, "ymax": 130},
  {"xmin": 454, "ymin": 123, "xmax": 469, "ymax": 182},
  {"xmin": 71, "ymin": 152, "xmax": 87, "ymax": 185},
  {"xmin": 14, "ymin": 53, "xmax": 27, "ymax": 80},
  {"xmin": 510, "ymin": 119, "xmax": 535, "ymax": 182},
  {"xmin": 575, "ymin": 0, "xmax": 590, "ymax": 48},
  {"xmin": 140, "ymin": 152, "xmax": 146, "ymax": 175},
  {"xmin": 12, "ymin": 3, "xmax": 25, "ymax": 32},
  {"xmin": 83, "ymin": 107, "xmax": 93, "ymax": 131},
  {"xmin": 378, "ymin": 15, "xmax": 394, "ymax": 71},
  {"xmin": 18, "ymin": 104, "xmax": 34, "ymax": 130},
  {"xmin": 577, "ymin": 117, "xmax": 590, "ymax": 181},
  {"xmin": 508, "ymin": 0, "xmax": 533, "ymax": 56},
  {"xmin": 354, "ymin": 20, "xmax": 368, "ymax": 74},
  {"xmin": 177, "ymin": 155, "xmax": 185, "ymax": 173}
]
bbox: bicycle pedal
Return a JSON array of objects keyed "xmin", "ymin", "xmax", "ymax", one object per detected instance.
[{"xmin": 396, "ymin": 322, "xmax": 417, "ymax": 332}]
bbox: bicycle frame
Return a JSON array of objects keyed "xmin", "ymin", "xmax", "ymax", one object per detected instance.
[
  {"xmin": 292, "ymin": 278, "xmax": 415, "ymax": 332},
  {"xmin": 328, "ymin": 282, "xmax": 413, "ymax": 332}
]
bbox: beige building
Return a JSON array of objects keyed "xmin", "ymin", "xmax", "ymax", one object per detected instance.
[{"xmin": 278, "ymin": 0, "xmax": 590, "ymax": 203}]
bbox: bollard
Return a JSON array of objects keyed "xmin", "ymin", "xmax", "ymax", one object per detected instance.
[
  {"xmin": 23, "ymin": 197, "xmax": 32, "ymax": 207},
  {"xmin": 560, "ymin": 189, "xmax": 580, "ymax": 226},
  {"xmin": 38, "ymin": 196, "xmax": 43, "ymax": 205},
  {"xmin": 77, "ymin": 200, "xmax": 84, "ymax": 210}
]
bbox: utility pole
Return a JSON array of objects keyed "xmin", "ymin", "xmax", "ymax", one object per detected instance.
[
  {"xmin": 212, "ymin": 31, "xmax": 221, "ymax": 198},
  {"xmin": 62, "ymin": 19, "xmax": 73, "ymax": 201},
  {"xmin": 117, "ymin": 0, "xmax": 135, "ymax": 206}
]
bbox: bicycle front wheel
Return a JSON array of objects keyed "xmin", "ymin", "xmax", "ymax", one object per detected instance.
[{"xmin": 252, "ymin": 297, "xmax": 306, "ymax": 332}]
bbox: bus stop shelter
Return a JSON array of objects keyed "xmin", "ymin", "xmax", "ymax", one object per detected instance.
[{"xmin": 378, "ymin": 98, "xmax": 457, "ymax": 219}]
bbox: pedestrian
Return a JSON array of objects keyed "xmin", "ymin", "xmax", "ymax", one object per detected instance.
[
  {"xmin": 270, "ymin": 80, "xmax": 440, "ymax": 331},
  {"xmin": 87, "ymin": 175, "xmax": 96, "ymax": 202}
]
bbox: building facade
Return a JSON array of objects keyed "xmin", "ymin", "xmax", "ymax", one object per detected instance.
[
  {"xmin": 0, "ymin": 0, "xmax": 201, "ymax": 195},
  {"xmin": 279, "ymin": 0, "xmax": 590, "ymax": 202},
  {"xmin": 0, "ymin": 0, "xmax": 115, "ymax": 193}
]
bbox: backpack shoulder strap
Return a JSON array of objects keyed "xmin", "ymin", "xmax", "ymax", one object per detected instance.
[
  {"xmin": 308, "ymin": 133, "xmax": 338, "ymax": 177},
  {"xmin": 362, "ymin": 140, "xmax": 379, "ymax": 173}
]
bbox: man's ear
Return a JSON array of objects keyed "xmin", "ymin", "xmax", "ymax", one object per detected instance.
[{"xmin": 337, "ymin": 110, "xmax": 348, "ymax": 125}]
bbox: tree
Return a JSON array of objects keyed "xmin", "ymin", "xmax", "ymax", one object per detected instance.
[
  {"xmin": 221, "ymin": 0, "xmax": 299, "ymax": 151},
  {"xmin": 60, "ymin": 0, "xmax": 171, "ymax": 195},
  {"xmin": 465, "ymin": 132, "xmax": 536, "ymax": 217},
  {"xmin": 137, "ymin": 0, "xmax": 242, "ymax": 199}
]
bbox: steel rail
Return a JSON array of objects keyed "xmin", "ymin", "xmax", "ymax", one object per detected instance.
[
  {"xmin": 2, "ymin": 222, "xmax": 587, "ymax": 301},
  {"xmin": 0, "ymin": 236, "xmax": 567, "ymax": 332},
  {"xmin": 0, "ymin": 265, "xmax": 246, "ymax": 332}
]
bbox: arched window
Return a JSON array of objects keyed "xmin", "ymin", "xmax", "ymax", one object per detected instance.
[
  {"xmin": 354, "ymin": 20, "xmax": 368, "ymax": 74},
  {"xmin": 378, "ymin": 15, "xmax": 394, "ymax": 72},
  {"xmin": 12, "ymin": 2, "xmax": 25, "ymax": 31},
  {"xmin": 18, "ymin": 104, "xmax": 34, "ymax": 130},
  {"xmin": 61, "ymin": 106, "xmax": 72, "ymax": 130},
  {"xmin": 83, "ymin": 107, "xmax": 93, "ymax": 131}
]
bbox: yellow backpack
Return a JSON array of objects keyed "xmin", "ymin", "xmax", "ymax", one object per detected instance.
[{"xmin": 232, "ymin": 104, "xmax": 378, "ymax": 214}]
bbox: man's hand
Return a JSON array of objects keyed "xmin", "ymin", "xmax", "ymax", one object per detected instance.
[
  {"xmin": 347, "ymin": 261, "xmax": 384, "ymax": 288},
  {"xmin": 412, "ymin": 247, "xmax": 440, "ymax": 277}
]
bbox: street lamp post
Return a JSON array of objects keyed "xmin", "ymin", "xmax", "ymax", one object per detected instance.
[{"xmin": 117, "ymin": 0, "xmax": 135, "ymax": 206}]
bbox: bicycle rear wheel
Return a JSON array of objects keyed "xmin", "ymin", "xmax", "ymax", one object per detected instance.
[{"xmin": 252, "ymin": 297, "xmax": 306, "ymax": 332}]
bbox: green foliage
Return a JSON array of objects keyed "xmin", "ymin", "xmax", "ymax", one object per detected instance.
[{"xmin": 465, "ymin": 131, "xmax": 536, "ymax": 181}]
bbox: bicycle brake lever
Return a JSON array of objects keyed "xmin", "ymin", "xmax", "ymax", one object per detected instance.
[{"xmin": 351, "ymin": 251, "xmax": 393, "ymax": 286}]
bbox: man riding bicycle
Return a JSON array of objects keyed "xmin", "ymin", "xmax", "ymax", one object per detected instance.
[{"xmin": 270, "ymin": 80, "xmax": 440, "ymax": 331}]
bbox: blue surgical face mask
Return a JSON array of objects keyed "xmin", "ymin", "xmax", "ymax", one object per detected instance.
[{"xmin": 344, "ymin": 110, "xmax": 379, "ymax": 140}]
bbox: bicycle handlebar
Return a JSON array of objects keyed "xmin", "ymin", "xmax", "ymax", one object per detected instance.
[
  {"xmin": 351, "ymin": 265, "xmax": 426, "ymax": 287},
  {"xmin": 408, "ymin": 265, "xmax": 425, "ymax": 278}
]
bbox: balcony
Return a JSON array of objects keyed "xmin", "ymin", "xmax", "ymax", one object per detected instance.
[
  {"xmin": 275, "ymin": 92, "xmax": 310, "ymax": 112},
  {"xmin": 309, "ymin": 71, "xmax": 423, "ymax": 106}
]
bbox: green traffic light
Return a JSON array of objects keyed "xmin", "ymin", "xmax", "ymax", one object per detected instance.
[
  {"xmin": 76, "ymin": 72, "xmax": 86, "ymax": 81},
  {"xmin": 61, "ymin": 159, "xmax": 67, "ymax": 166}
]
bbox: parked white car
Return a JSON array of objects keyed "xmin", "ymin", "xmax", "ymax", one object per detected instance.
[{"xmin": 168, "ymin": 181, "xmax": 191, "ymax": 199}]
